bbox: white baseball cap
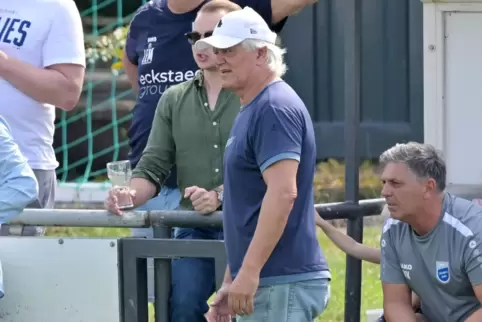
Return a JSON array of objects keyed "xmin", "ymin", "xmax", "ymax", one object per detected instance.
[{"xmin": 195, "ymin": 6, "xmax": 277, "ymax": 50}]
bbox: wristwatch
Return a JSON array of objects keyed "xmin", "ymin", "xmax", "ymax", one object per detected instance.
[{"xmin": 214, "ymin": 187, "xmax": 224, "ymax": 204}]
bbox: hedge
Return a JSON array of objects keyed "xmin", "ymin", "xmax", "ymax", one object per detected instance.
[{"xmin": 313, "ymin": 159, "xmax": 382, "ymax": 203}]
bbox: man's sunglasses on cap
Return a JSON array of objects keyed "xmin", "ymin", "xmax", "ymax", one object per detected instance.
[{"xmin": 185, "ymin": 31, "xmax": 213, "ymax": 45}]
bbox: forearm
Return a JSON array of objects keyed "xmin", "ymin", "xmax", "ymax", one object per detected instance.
[
  {"xmin": 384, "ymin": 303, "xmax": 418, "ymax": 322},
  {"xmin": 271, "ymin": 0, "xmax": 318, "ymax": 24},
  {"xmin": 129, "ymin": 177, "xmax": 157, "ymax": 207},
  {"xmin": 315, "ymin": 212, "xmax": 358, "ymax": 253},
  {"xmin": 0, "ymin": 177, "xmax": 38, "ymax": 224},
  {"xmin": 131, "ymin": 157, "xmax": 169, "ymax": 196},
  {"xmin": 131, "ymin": 146, "xmax": 173, "ymax": 197},
  {"xmin": 465, "ymin": 308, "xmax": 482, "ymax": 321},
  {"xmin": 318, "ymin": 219, "xmax": 360, "ymax": 257},
  {"xmin": 241, "ymin": 188, "xmax": 294, "ymax": 273},
  {"xmin": 316, "ymin": 212, "xmax": 380, "ymax": 264},
  {"xmin": 0, "ymin": 55, "xmax": 81, "ymax": 110}
]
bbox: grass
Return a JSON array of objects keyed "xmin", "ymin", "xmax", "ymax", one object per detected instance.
[
  {"xmin": 317, "ymin": 225, "xmax": 382, "ymax": 321},
  {"xmin": 44, "ymin": 225, "xmax": 383, "ymax": 322}
]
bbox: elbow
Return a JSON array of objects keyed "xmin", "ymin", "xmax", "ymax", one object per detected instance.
[
  {"xmin": 283, "ymin": 189, "xmax": 297, "ymax": 205},
  {"xmin": 57, "ymin": 81, "xmax": 82, "ymax": 111},
  {"xmin": 22, "ymin": 175, "xmax": 39, "ymax": 206},
  {"xmin": 7, "ymin": 175, "xmax": 39, "ymax": 212},
  {"xmin": 269, "ymin": 185, "xmax": 297, "ymax": 212}
]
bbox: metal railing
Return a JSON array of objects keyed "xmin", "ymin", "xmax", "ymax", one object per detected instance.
[{"xmin": 8, "ymin": 197, "xmax": 385, "ymax": 322}]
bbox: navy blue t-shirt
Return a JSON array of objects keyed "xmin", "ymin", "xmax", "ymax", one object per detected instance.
[
  {"xmin": 125, "ymin": 0, "xmax": 203, "ymax": 188},
  {"xmin": 125, "ymin": 0, "xmax": 285, "ymax": 189},
  {"xmin": 223, "ymin": 81, "xmax": 330, "ymax": 285}
]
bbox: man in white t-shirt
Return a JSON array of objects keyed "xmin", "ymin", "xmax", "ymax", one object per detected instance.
[{"xmin": 0, "ymin": 0, "xmax": 86, "ymax": 235}]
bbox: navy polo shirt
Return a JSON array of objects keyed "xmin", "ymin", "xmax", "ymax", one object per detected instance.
[
  {"xmin": 125, "ymin": 0, "xmax": 285, "ymax": 189},
  {"xmin": 223, "ymin": 81, "xmax": 330, "ymax": 285}
]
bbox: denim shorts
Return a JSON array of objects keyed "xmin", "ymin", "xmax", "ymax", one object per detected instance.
[{"xmin": 237, "ymin": 278, "xmax": 330, "ymax": 322}]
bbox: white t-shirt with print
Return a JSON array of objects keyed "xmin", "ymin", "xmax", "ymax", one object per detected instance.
[{"xmin": 0, "ymin": 0, "xmax": 86, "ymax": 170}]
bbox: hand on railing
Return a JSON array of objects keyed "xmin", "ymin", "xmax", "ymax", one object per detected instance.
[{"xmin": 184, "ymin": 186, "xmax": 221, "ymax": 215}]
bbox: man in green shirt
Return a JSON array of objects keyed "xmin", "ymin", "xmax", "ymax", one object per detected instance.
[{"xmin": 104, "ymin": 1, "xmax": 243, "ymax": 321}]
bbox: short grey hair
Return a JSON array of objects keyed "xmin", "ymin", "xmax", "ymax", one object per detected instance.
[
  {"xmin": 241, "ymin": 38, "xmax": 287, "ymax": 78},
  {"xmin": 379, "ymin": 142, "xmax": 446, "ymax": 191}
]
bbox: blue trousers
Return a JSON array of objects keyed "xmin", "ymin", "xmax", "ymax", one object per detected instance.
[
  {"xmin": 170, "ymin": 227, "xmax": 224, "ymax": 322},
  {"xmin": 131, "ymin": 187, "xmax": 224, "ymax": 322}
]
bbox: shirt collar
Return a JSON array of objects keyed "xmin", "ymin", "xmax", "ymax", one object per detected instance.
[{"xmin": 194, "ymin": 70, "xmax": 204, "ymax": 88}]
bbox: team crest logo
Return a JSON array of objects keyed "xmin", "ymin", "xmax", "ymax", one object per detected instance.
[
  {"xmin": 436, "ymin": 261, "xmax": 450, "ymax": 283},
  {"xmin": 141, "ymin": 37, "xmax": 157, "ymax": 65},
  {"xmin": 141, "ymin": 43, "xmax": 154, "ymax": 65}
]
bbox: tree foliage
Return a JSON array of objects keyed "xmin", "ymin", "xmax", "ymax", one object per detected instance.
[{"xmin": 84, "ymin": 26, "xmax": 128, "ymax": 74}]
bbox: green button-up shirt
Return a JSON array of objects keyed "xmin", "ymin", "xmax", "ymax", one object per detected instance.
[{"xmin": 132, "ymin": 72, "xmax": 240, "ymax": 209}]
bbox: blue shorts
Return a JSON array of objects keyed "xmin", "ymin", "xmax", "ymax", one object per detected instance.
[{"xmin": 237, "ymin": 278, "xmax": 330, "ymax": 322}]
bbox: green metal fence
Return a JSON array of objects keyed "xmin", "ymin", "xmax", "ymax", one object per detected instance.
[{"xmin": 55, "ymin": 0, "xmax": 146, "ymax": 186}]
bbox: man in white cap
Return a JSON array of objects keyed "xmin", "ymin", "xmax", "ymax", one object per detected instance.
[{"xmin": 197, "ymin": 7, "xmax": 331, "ymax": 322}]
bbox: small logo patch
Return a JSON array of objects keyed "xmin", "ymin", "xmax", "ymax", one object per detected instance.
[
  {"xmin": 436, "ymin": 261, "xmax": 450, "ymax": 284},
  {"xmin": 469, "ymin": 240, "xmax": 477, "ymax": 249},
  {"xmin": 226, "ymin": 136, "xmax": 235, "ymax": 148},
  {"xmin": 141, "ymin": 43, "xmax": 154, "ymax": 65}
]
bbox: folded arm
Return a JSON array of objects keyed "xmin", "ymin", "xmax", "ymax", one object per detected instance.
[
  {"xmin": 463, "ymin": 230, "xmax": 482, "ymax": 321},
  {"xmin": 381, "ymin": 223, "xmax": 417, "ymax": 321},
  {"xmin": 0, "ymin": 1, "xmax": 85, "ymax": 111},
  {"xmin": 0, "ymin": 118, "xmax": 38, "ymax": 223},
  {"xmin": 0, "ymin": 59, "xmax": 84, "ymax": 111},
  {"xmin": 383, "ymin": 283, "xmax": 418, "ymax": 321}
]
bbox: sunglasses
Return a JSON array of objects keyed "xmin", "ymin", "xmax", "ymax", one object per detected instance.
[{"xmin": 185, "ymin": 30, "xmax": 213, "ymax": 45}]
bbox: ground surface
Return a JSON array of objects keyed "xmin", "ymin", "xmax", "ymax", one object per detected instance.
[{"xmin": 45, "ymin": 225, "xmax": 383, "ymax": 322}]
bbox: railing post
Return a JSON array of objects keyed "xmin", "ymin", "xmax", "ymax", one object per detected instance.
[
  {"xmin": 343, "ymin": 0, "xmax": 363, "ymax": 321},
  {"xmin": 153, "ymin": 224, "xmax": 171, "ymax": 322}
]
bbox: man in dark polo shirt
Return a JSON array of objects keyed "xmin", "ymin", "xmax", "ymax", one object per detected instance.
[
  {"xmin": 123, "ymin": 0, "xmax": 317, "ymax": 233},
  {"xmin": 197, "ymin": 7, "xmax": 330, "ymax": 321},
  {"xmin": 106, "ymin": 2, "xmax": 243, "ymax": 321},
  {"xmin": 121, "ymin": 0, "xmax": 319, "ymax": 314}
]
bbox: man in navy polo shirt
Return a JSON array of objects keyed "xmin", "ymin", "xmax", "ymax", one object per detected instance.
[
  {"xmin": 123, "ymin": 0, "xmax": 316, "ymax": 213},
  {"xmin": 121, "ymin": 0, "xmax": 319, "ymax": 312},
  {"xmin": 197, "ymin": 7, "xmax": 330, "ymax": 321}
]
